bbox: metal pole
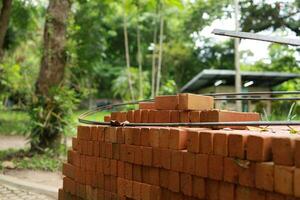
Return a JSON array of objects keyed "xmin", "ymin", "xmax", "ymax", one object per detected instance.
[{"xmin": 234, "ymin": 0, "xmax": 242, "ymax": 112}]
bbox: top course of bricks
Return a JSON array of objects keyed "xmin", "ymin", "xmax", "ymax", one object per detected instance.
[{"xmin": 105, "ymin": 93, "xmax": 260, "ymax": 126}]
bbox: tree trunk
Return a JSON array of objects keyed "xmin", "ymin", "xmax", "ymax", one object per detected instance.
[
  {"xmin": 155, "ymin": 2, "xmax": 164, "ymax": 96},
  {"xmin": 136, "ymin": 0, "xmax": 143, "ymax": 99},
  {"xmin": 151, "ymin": 0, "xmax": 159, "ymax": 98},
  {"xmin": 123, "ymin": 0, "xmax": 135, "ymax": 101},
  {"xmin": 0, "ymin": 0, "xmax": 12, "ymax": 60},
  {"xmin": 33, "ymin": 0, "xmax": 71, "ymax": 153}
]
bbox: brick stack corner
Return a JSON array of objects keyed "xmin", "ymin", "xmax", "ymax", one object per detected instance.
[{"xmin": 59, "ymin": 93, "xmax": 300, "ymax": 200}]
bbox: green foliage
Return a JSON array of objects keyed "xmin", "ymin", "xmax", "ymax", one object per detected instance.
[
  {"xmin": 0, "ymin": 110, "xmax": 29, "ymax": 135},
  {"xmin": 160, "ymin": 79, "xmax": 177, "ymax": 95},
  {"xmin": 112, "ymin": 67, "xmax": 150, "ymax": 101},
  {"xmin": 0, "ymin": 148, "xmax": 63, "ymax": 172},
  {"xmin": 28, "ymin": 86, "xmax": 79, "ymax": 153}
]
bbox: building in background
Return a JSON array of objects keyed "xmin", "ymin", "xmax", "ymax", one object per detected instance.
[{"xmin": 180, "ymin": 69, "xmax": 300, "ymax": 114}]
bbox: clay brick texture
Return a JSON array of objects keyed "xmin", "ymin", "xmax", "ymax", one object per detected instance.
[{"xmin": 59, "ymin": 94, "xmax": 300, "ymax": 200}]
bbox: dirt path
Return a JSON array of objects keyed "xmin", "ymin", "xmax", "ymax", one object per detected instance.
[
  {"xmin": 0, "ymin": 135, "xmax": 28, "ymax": 150},
  {"xmin": 2, "ymin": 169, "xmax": 63, "ymax": 189}
]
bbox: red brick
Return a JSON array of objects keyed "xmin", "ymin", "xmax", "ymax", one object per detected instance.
[
  {"xmin": 180, "ymin": 173, "xmax": 193, "ymax": 196},
  {"xmin": 159, "ymin": 128, "xmax": 170, "ymax": 148},
  {"xmin": 87, "ymin": 141, "xmax": 94, "ymax": 156},
  {"xmin": 111, "ymin": 159, "xmax": 117, "ymax": 176},
  {"xmin": 86, "ymin": 156, "xmax": 96, "ymax": 172},
  {"xmin": 142, "ymin": 166, "xmax": 150, "ymax": 184},
  {"xmin": 93, "ymin": 141, "xmax": 100, "ymax": 157},
  {"xmin": 201, "ymin": 110, "xmax": 260, "ymax": 129},
  {"xmin": 228, "ymin": 132, "xmax": 247, "ymax": 159},
  {"xmin": 111, "ymin": 176, "xmax": 117, "ymax": 193},
  {"xmin": 124, "ymin": 179, "xmax": 133, "ymax": 198},
  {"xmin": 96, "ymin": 157, "xmax": 103, "ymax": 173},
  {"xmin": 170, "ymin": 191, "xmax": 183, "ymax": 200},
  {"xmin": 206, "ymin": 179, "xmax": 219, "ymax": 200},
  {"xmin": 148, "ymin": 167, "xmax": 160, "ymax": 186},
  {"xmin": 255, "ymin": 162, "xmax": 274, "ymax": 192},
  {"xmin": 169, "ymin": 128, "xmax": 188, "ymax": 150},
  {"xmin": 125, "ymin": 162, "xmax": 133, "ymax": 180},
  {"xmin": 81, "ymin": 140, "xmax": 88, "ymax": 155},
  {"xmin": 63, "ymin": 177, "xmax": 76, "ymax": 195},
  {"xmin": 140, "ymin": 183, "xmax": 151, "ymax": 200},
  {"xmin": 133, "ymin": 164, "xmax": 142, "ymax": 182},
  {"xmin": 103, "ymin": 158, "xmax": 110, "ymax": 175},
  {"xmin": 117, "ymin": 161, "xmax": 125, "ymax": 178},
  {"xmin": 98, "ymin": 126, "xmax": 105, "ymax": 141},
  {"xmin": 265, "ymin": 192, "xmax": 285, "ymax": 200},
  {"xmin": 116, "ymin": 111, "xmax": 127, "ymax": 122},
  {"xmin": 134, "ymin": 110, "xmax": 142, "ymax": 123},
  {"xmin": 170, "ymin": 110, "xmax": 180, "ymax": 123},
  {"xmin": 62, "ymin": 163, "xmax": 76, "ymax": 179},
  {"xmin": 139, "ymin": 102, "xmax": 155, "ymax": 110},
  {"xmin": 152, "ymin": 147, "xmax": 161, "ymax": 168},
  {"xmin": 208, "ymin": 154, "xmax": 224, "ymax": 180},
  {"xmin": 195, "ymin": 153, "xmax": 208, "ymax": 178},
  {"xmin": 117, "ymin": 178, "xmax": 126, "ymax": 196},
  {"xmin": 235, "ymin": 185, "xmax": 251, "ymax": 200},
  {"xmin": 124, "ymin": 127, "xmax": 134, "ymax": 145},
  {"xmin": 104, "ymin": 127, "xmax": 110, "ymax": 142},
  {"xmin": 168, "ymin": 171, "xmax": 180, "ymax": 192},
  {"xmin": 141, "ymin": 110, "xmax": 149, "ymax": 123},
  {"xmin": 100, "ymin": 141, "xmax": 105, "ymax": 158},
  {"xmin": 149, "ymin": 128, "xmax": 160, "ymax": 147},
  {"xmin": 112, "ymin": 143, "xmax": 120, "ymax": 160},
  {"xmin": 127, "ymin": 110, "xmax": 135, "ymax": 122},
  {"xmin": 98, "ymin": 173, "xmax": 104, "ymax": 189},
  {"xmin": 77, "ymin": 125, "xmax": 91, "ymax": 140},
  {"xmin": 274, "ymin": 165, "xmax": 294, "ymax": 195},
  {"xmin": 180, "ymin": 111, "xmax": 190, "ymax": 122},
  {"xmin": 105, "ymin": 142, "xmax": 113, "ymax": 158},
  {"xmin": 247, "ymin": 133, "xmax": 272, "ymax": 161},
  {"xmin": 213, "ymin": 131, "xmax": 228, "ymax": 156},
  {"xmin": 189, "ymin": 111, "xmax": 201, "ymax": 122},
  {"xmin": 192, "ymin": 176, "xmax": 205, "ymax": 199},
  {"xmin": 294, "ymin": 168, "xmax": 300, "ymax": 197},
  {"xmin": 183, "ymin": 151, "xmax": 195, "ymax": 175},
  {"xmin": 223, "ymin": 157, "xmax": 239, "ymax": 184},
  {"xmin": 160, "ymin": 148, "xmax": 171, "ymax": 169},
  {"xmin": 72, "ymin": 137, "xmax": 79, "ymax": 150},
  {"xmin": 199, "ymin": 131, "xmax": 213, "ymax": 154},
  {"xmin": 295, "ymin": 139, "xmax": 300, "ymax": 167},
  {"xmin": 111, "ymin": 112, "xmax": 117, "ymax": 120},
  {"xmin": 125, "ymin": 145, "xmax": 135, "ymax": 163},
  {"xmin": 132, "ymin": 128, "xmax": 141, "ymax": 146},
  {"xmin": 117, "ymin": 128, "xmax": 125, "ymax": 144},
  {"xmin": 148, "ymin": 110, "xmax": 156, "ymax": 123},
  {"xmin": 238, "ymin": 161, "xmax": 255, "ymax": 187},
  {"xmin": 154, "ymin": 110, "xmax": 171, "ymax": 123},
  {"xmin": 250, "ymin": 188, "xmax": 266, "ymax": 200},
  {"xmin": 140, "ymin": 127, "xmax": 151, "ymax": 146},
  {"xmin": 155, "ymin": 95, "xmax": 178, "ymax": 110},
  {"xmin": 104, "ymin": 175, "xmax": 111, "ymax": 191},
  {"xmin": 120, "ymin": 144, "xmax": 126, "ymax": 161},
  {"xmin": 178, "ymin": 93, "xmax": 214, "ymax": 110},
  {"xmin": 86, "ymin": 171, "xmax": 93, "ymax": 185},
  {"xmin": 219, "ymin": 182, "xmax": 235, "ymax": 200},
  {"xmin": 80, "ymin": 155, "xmax": 86, "ymax": 170},
  {"xmin": 142, "ymin": 146, "xmax": 152, "ymax": 166},
  {"xmin": 159, "ymin": 169, "xmax": 169, "ymax": 188},
  {"xmin": 150, "ymin": 185, "xmax": 161, "ymax": 200},
  {"xmin": 171, "ymin": 150, "xmax": 184, "ymax": 172},
  {"xmin": 109, "ymin": 127, "xmax": 118, "ymax": 143},
  {"xmin": 187, "ymin": 130, "xmax": 200, "ymax": 153},
  {"xmin": 272, "ymin": 136, "xmax": 295, "ymax": 166},
  {"xmin": 132, "ymin": 181, "xmax": 142, "ymax": 200}
]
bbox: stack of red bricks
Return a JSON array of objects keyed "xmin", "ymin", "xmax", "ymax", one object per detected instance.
[{"xmin": 59, "ymin": 93, "xmax": 300, "ymax": 200}]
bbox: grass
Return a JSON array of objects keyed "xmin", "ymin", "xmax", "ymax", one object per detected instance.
[
  {"xmin": 0, "ymin": 110, "xmax": 30, "ymax": 136},
  {"xmin": 0, "ymin": 109, "xmax": 111, "ymax": 136},
  {"xmin": 0, "ymin": 148, "xmax": 64, "ymax": 172}
]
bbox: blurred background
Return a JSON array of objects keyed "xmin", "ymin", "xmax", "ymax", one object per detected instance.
[{"xmin": 0, "ymin": 0, "xmax": 299, "ymax": 194}]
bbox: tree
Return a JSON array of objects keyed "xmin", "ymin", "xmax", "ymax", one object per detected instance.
[
  {"xmin": 0, "ymin": 0, "xmax": 12, "ymax": 60},
  {"xmin": 31, "ymin": 0, "xmax": 72, "ymax": 153}
]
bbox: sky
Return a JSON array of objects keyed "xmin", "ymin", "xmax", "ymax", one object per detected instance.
[{"xmin": 193, "ymin": 0, "xmax": 299, "ymax": 64}]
